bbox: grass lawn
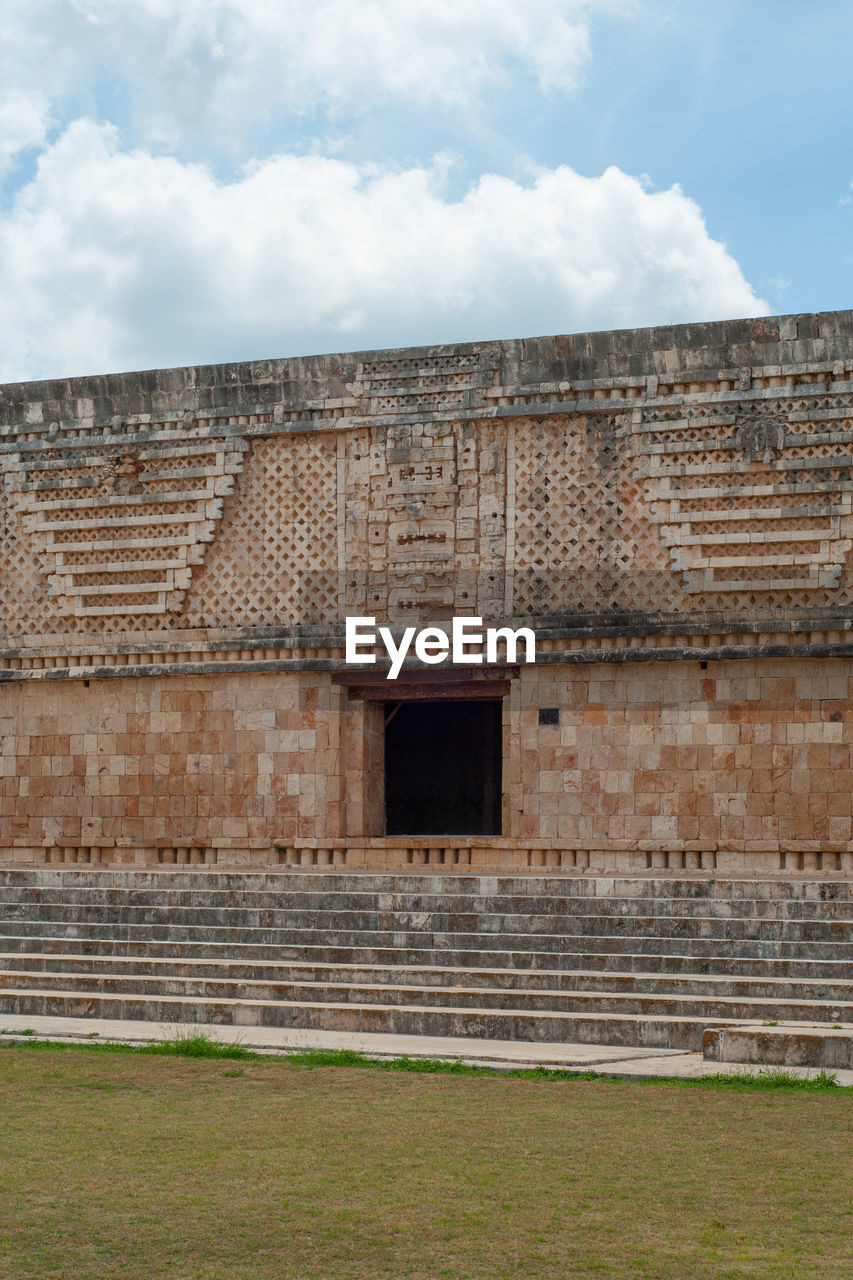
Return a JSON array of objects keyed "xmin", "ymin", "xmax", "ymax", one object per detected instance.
[{"xmin": 0, "ymin": 1042, "xmax": 851, "ymax": 1279}]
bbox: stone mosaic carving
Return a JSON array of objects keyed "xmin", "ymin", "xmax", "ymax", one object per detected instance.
[
  {"xmin": 340, "ymin": 417, "xmax": 506, "ymax": 624},
  {"xmin": 1, "ymin": 421, "xmax": 247, "ymax": 618},
  {"xmin": 511, "ymin": 414, "xmax": 672, "ymax": 617},
  {"xmin": 637, "ymin": 397, "xmax": 853, "ymax": 600},
  {"xmin": 181, "ymin": 433, "xmax": 339, "ymax": 628},
  {"xmin": 1, "ymin": 316, "xmax": 853, "ymax": 646},
  {"xmin": 357, "ymin": 350, "xmax": 498, "ymax": 417}
]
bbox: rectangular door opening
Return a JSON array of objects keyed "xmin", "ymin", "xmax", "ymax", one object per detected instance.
[{"xmin": 383, "ymin": 699, "xmax": 502, "ymax": 836}]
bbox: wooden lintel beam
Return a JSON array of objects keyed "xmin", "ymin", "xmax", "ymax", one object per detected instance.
[
  {"xmin": 332, "ymin": 666, "xmax": 518, "ymax": 687},
  {"xmin": 349, "ymin": 681, "xmax": 512, "ymax": 702}
]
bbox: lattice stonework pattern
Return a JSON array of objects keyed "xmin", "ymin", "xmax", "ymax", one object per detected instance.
[
  {"xmin": 181, "ymin": 434, "xmax": 339, "ymax": 628},
  {"xmin": 0, "ymin": 498, "xmax": 54, "ymax": 635},
  {"xmin": 511, "ymin": 415, "xmax": 674, "ymax": 617},
  {"xmin": 637, "ymin": 395, "xmax": 853, "ymax": 611}
]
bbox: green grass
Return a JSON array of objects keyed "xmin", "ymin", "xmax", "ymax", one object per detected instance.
[
  {"xmin": 0, "ymin": 1030, "xmax": 845, "ymax": 1091},
  {"xmin": 0, "ymin": 1037, "xmax": 851, "ymax": 1278}
]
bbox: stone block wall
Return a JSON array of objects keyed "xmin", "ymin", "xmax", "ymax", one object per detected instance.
[
  {"xmin": 0, "ymin": 672, "xmax": 343, "ymax": 863},
  {"xmin": 512, "ymin": 657, "xmax": 852, "ymax": 865},
  {"xmin": 2, "ymin": 656, "xmax": 851, "ymax": 875}
]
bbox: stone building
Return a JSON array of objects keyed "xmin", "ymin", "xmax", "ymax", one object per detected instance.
[{"xmin": 2, "ymin": 309, "xmax": 853, "ymax": 880}]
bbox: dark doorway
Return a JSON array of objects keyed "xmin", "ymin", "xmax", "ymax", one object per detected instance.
[{"xmin": 384, "ymin": 699, "xmax": 502, "ymax": 836}]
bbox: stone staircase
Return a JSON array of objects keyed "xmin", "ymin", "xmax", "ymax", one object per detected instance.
[{"xmin": 0, "ymin": 869, "xmax": 852, "ymax": 1051}]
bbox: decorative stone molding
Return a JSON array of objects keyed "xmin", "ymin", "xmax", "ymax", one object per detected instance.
[
  {"xmin": 636, "ymin": 394, "xmax": 853, "ymax": 600},
  {"xmin": 4, "ymin": 839, "xmax": 852, "ymax": 876},
  {"xmin": 2, "ymin": 328, "xmax": 853, "ymax": 644},
  {"xmin": 3, "ymin": 623, "xmax": 853, "ymax": 683},
  {"xmin": 1, "ymin": 421, "xmax": 248, "ymax": 616}
]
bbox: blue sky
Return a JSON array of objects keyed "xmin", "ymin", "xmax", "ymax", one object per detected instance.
[{"xmin": 0, "ymin": 0, "xmax": 850, "ymax": 382}]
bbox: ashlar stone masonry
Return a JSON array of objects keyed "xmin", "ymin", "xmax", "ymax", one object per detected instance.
[{"xmin": 2, "ymin": 310, "xmax": 853, "ymax": 877}]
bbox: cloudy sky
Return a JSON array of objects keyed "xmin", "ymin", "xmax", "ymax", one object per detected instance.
[{"xmin": 1, "ymin": 0, "xmax": 851, "ymax": 382}]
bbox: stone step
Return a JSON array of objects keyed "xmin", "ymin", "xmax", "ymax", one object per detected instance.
[
  {"xmin": 3, "ymin": 886, "xmax": 851, "ymax": 919},
  {"xmin": 0, "ymin": 987, "xmax": 750, "ymax": 1050},
  {"xmin": 2, "ymin": 869, "xmax": 849, "ymax": 1055},
  {"xmin": 1, "ymin": 919, "xmax": 850, "ymax": 959},
  {"xmin": 2, "ymin": 953, "xmax": 852, "ymax": 1002},
  {"xmin": 702, "ymin": 1023, "xmax": 853, "ymax": 1069},
  {"xmin": 3, "ymin": 902, "xmax": 851, "ymax": 940},
  {"xmin": 1, "ymin": 869, "xmax": 849, "ymax": 902},
  {"xmin": 5, "ymin": 934, "xmax": 853, "ymax": 977},
  {"xmin": 4, "ymin": 968, "xmax": 852, "ymax": 1022}
]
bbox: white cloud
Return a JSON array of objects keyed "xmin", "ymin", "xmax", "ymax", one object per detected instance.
[
  {"xmin": 0, "ymin": 0, "xmax": 628, "ymax": 156},
  {"xmin": 0, "ymin": 3, "xmax": 66, "ymax": 172},
  {"xmin": 0, "ymin": 92, "xmax": 51, "ymax": 175},
  {"xmin": 0, "ymin": 121, "xmax": 767, "ymax": 382}
]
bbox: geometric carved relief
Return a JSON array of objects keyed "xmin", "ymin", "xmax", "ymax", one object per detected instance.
[
  {"xmin": 345, "ymin": 351, "xmax": 504, "ymax": 621},
  {"xmin": 1, "ymin": 425, "xmax": 247, "ymax": 617},
  {"xmin": 180, "ymin": 433, "xmax": 339, "ymax": 629},
  {"xmin": 358, "ymin": 349, "xmax": 498, "ymax": 418},
  {"xmin": 637, "ymin": 400, "xmax": 853, "ymax": 597},
  {"xmin": 5, "ymin": 369, "xmax": 853, "ymax": 641},
  {"xmin": 0, "ymin": 497, "xmax": 54, "ymax": 631},
  {"xmin": 339, "ymin": 417, "xmax": 506, "ymax": 624},
  {"xmin": 512, "ymin": 414, "xmax": 670, "ymax": 617}
]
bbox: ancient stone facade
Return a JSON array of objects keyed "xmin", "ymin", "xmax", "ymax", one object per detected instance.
[{"xmin": 2, "ymin": 311, "xmax": 853, "ymax": 875}]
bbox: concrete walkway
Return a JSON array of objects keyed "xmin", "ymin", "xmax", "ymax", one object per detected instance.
[{"xmin": 1, "ymin": 1013, "xmax": 850, "ymax": 1084}]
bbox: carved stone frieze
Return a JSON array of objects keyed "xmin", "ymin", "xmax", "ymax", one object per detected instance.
[
  {"xmin": 1, "ymin": 423, "xmax": 248, "ymax": 617},
  {"xmin": 635, "ymin": 398, "xmax": 853, "ymax": 598},
  {"xmin": 2, "ymin": 314, "xmax": 853, "ymax": 650}
]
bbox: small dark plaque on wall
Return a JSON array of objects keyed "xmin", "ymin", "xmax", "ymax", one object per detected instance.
[{"xmin": 539, "ymin": 707, "xmax": 560, "ymax": 726}]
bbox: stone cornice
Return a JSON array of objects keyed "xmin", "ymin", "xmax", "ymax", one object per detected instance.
[{"xmin": 0, "ymin": 625, "xmax": 851, "ymax": 682}]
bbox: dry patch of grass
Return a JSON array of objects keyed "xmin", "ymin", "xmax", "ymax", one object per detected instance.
[{"xmin": 0, "ymin": 1047, "xmax": 850, "ymax": 1279}]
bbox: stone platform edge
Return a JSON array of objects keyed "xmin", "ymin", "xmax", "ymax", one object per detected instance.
[
  {"xmin": 2, "ymin": 839, "xmax": 852, "ymax": 877},
  {"xmin": 703, "ymin": 1023, "xmax": 853, "ymax": 1070},
  {"xmin": 1, "ymin": 1015, "xmax": 850, "ymax": 1085}
]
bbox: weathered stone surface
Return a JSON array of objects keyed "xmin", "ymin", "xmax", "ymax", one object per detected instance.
[
  {"xmin": 0, "ymin": 309, "xmax": 853, "ymax": 650},
  {"xmin": 0, "ymin": 657, "xmax": 851, "ymax": 868},
  {"xmin": 703, "ymin": 1024, "xmax": 853, "ymax": 1069},
  {"xmin": 1, "ymin": 311, "xmax": 853, "ymax": 870},
  {"xmin": 1, "ymin": 870, "xmax": 850, "ymax": 1051}
]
